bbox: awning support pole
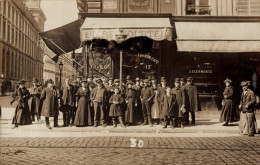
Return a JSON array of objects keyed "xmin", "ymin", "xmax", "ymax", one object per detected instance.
[{"xmin": 120, "ymin": 50, "xmax": 123, "ymax": 90}]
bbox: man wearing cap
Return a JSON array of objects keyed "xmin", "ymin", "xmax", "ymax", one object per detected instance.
[
  {"xmin": 11, "ymin": 79, "xmax": 32, "ymax": 128},
  {"xmin": 185, "ymin": 77, "xmax": 201, "ymax": 126},
  {"xmin": 40, "ymin": 79, "xmax": 59, "ymax": 129},
  {"xmin": 90, "ymin": 79, "xmax": 107, "ymax": 127},
  {"xmin": 59, "ymin": 78, "xmax": 74, "ymax": 127},
  {"xmin": 125, "ymin": 80, "xmax": 137, "ymax": 126},
  {"xmin": 171, "ymin": 78, "xmax": 185, "ymax": 128},
  {"xmin": 238, "ymin": 81, "xmax": 258, "ymax": 136},
  {"xmin": 29, "ymin": 78, "xmax": 42, "ymax": 122},
  {"xmin": 133, "ymin": 77, "xmax": 143, "ymax": 124},
  {"xmin": 140, "ymin": 79, "xmax": 155, "ymax": 127}
]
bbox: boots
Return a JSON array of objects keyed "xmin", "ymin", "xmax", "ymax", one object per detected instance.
[
  {"xmin": 12, "ymin": 123, "xmax": 18, "ymax": 129},
  {"xmin": 148, "ymin": 117, "xmax": 153, "ymax": 127},
  {"xmin": 112, "ymin": 118, "xmax": 117, "ymax": 128},
  {"xmin": 54, "ymin": 116, "xmax": 59, "ymax": 127},
  {"xmin": 46, "ymin": 122, "xmax": 52, "ymax": 130},
  {"xmin": 141, "ymin": 117, "xmax": 147, "ymax": 125},
  {"xmin": 119, "ymin": 117, "xmax": 126, "ymax": 128},
  {"xmin": 170, "ymin": 120, "xmax": 175, "ymax": 129}
]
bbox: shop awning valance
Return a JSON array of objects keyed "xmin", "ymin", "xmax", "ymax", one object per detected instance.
[
  {"xmin": 80, "ymin": 17, "xmax": 172, "ymax": 41},
  {"xmin": 175, "ymin": 22, "xmax": 260, "ymax": 52}
]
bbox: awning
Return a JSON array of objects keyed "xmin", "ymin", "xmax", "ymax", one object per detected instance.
[
  {"xmin": 39, "ymin": 19, "xmax": 83, "ymax": 56},
  {"xmin": 80, "ymin": 17, "xmax": 172, "ymax": 41},
  {"xmin": 175, "ymin": 22, "xmax": 260, "ymax": 52}
]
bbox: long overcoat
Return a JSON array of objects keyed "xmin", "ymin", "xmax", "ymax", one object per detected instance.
[
  {"xmin": 12, "ymin": 87, "xmax": 32, "ymax": 125},
  {"xmin": 125, "ymin": 88, "xmax": 137, "ymax": 123},
  {"xmin": 109, "ymin": 94, "xmax": 124, "ymax": 117},
  {"xmin": 171, "ymin": 87, "xmax": 185, "ymax": 117},
  {"xmin": 185, "ymin": 84, "xmax": 201, "ymax": 112},
  {"xmin": 29, "ymin": 86, "xmax": 42, "ymax": 115},
  {"xmin": 162, "ymin": 94, "xmax": 177, "ymax": 117},
  {"xmin": 40, "ymin": 87, "xmax": 59, "ymax": 117},
  {"xmin": 157, "ymin": 86, "xmax": 166, "ymax": 119}
]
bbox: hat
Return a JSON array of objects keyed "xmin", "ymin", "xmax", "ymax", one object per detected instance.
[
  {"xmin": 103, "ymin": 79, "xmax": 108, "ymax": 83},
  {"xmin": 73, "ymin": 80, "xmax": 79, "ymax": 84},
  {"xmin": 224, "ymin": 78, "xmax": 232, "ymax": 84},
  {"xmin": 81, "ymin": 78, "xmax": 87, "ymax": 83},
  {"xmin": 241, "ymin": 81, "xmax": 250, "ymax": 86},
  {"xmin": 161, "ymin": 77, "xmax": 166, "ymax": 82},
  {"xmin": 147, "ymin": 76, "xmax": 151, "ymax": 80},
  {"xmin": 45, "ymin": 79, "xmax": 54, "ymax": 84},
  {"xmin": 186, "ymin": 77, "xmax": 193, "ymax": 81},
  {"xmin": 151, "ymin": 76, "xmax": 156, "ymax": 80},
  {"xmin": 109, "ymin": 77, "xmax": 113, "ymax": 81},
  {"xmin": 114, "ymin": 79, "xmax": 120, "ymax": 83},
  {"xmin": 126, "ymin": 80, "xmax": 134, "ymax": 85},
  {"xmin": 19, "ymin": 79, "xmax": 26, "ymax": 84},
  {"xmin": 135, "ymin": 77, "xmax": 140, "ymax": 81},
  {"xmin": 143, "ymin": 79, "xmax": 149, "ymax": 83},
  {"xmin": 32, "ymin": 78, "xmax": 38, "ymax": 83},
  {"xmin": 96, "ymin": 79, "xmax": 102, "ymax": 84},
  {"xmin": 175, "ymin": 78, "xmax": 180, "ymax": 83},
  {"xmin": 180, "ymin": 78, "xmax": 186, "ymax": 82}
]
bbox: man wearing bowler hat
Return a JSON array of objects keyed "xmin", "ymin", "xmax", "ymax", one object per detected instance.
[
  {"xmin": 185, "ymin": 77, "xmax": 201, "ymax": 126},
  {"xmin": 90, "ymin": 78, "xmax": 107, "ymax": 127},
  {"xmin": 29, "ymin": 78, "xmax": 43, "ymax": 122},
  {"xmin": 140, "ymin": 79, "xmax": 155, "ymax": 127}
]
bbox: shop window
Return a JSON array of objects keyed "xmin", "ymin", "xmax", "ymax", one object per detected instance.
[
  {"xmin": 186, "ymin": 0, "xmax": 211, "ymax": 15},
  {"xmin": 237, "ymin": 0, "xmax": 260, "ymax": 16}
]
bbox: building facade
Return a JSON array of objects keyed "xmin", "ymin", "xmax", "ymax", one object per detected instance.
[
  {"xmin": 77, "ymin": 0, "xmax": 260, "ymax": 114},
  {"xmin": 0, "ymin": 0, "xmax": 46, "ymax": 91}
]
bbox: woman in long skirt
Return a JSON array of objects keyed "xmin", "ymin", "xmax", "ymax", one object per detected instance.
[
  {"xmin": 11, "ymin": 79, "xmax": 32, "ymax": 128},
  {"xmin": 219, "ymin": 78, "xmax": 239, "ymax": 126},
  {"xmin": 74, "ymin": 79, "xmax": 92, "ymax": 127},
  {"xmin": 151, "ymin": 83, "xmax": 160, "ymax": 124}
]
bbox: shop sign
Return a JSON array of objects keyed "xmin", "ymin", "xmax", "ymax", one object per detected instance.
[
  {"xmin": 189, "ymin": 69, "xmax": 213, "ymax": 74},
  {"xmin": 138, "ymin": 53, "xmax": 159, "ymax": 64},
  {"xmin": 103, "ymin": 0, "xmax": 118, "ymax": 10},
  {"xmin": 127, "ymin": 0, "xmax": 153, "ymax": 13}
]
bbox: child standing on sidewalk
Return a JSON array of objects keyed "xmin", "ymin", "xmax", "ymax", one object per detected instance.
[{"xmin": 109, "ymin": 88, "xmax": 126, "ymax": 128}]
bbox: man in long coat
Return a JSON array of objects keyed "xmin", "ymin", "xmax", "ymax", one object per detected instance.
[
  {"xmin": 125, "ymin": 80, "xmax": 137, "ymax": 126},
  {"xmin": 29, "ymin": 78, "xmax": 42, "ymax": 122},
  {"xmin": 132, "ymin": 77, "xmax": 143, "ymax": 124},
  {"xmin": 171, "ymin": 78, "xmax": 185, "ymax": 128},
  {"xmin": 185, "ymin": 77, "xmax": 201, "ymax": 126},
  {"xmin": 90, "ymin": 79, "xmax": 107, "ymax": 127},
  {"xmin": 157, "ymin": 77, "xmax": 167, "ymax": 123},
  {"xmin": 140, "ymin": 79, "xmax": 155, "ymax": 127},
  {"xmin": 40, "ymin": 79, "xmax": 59, "ymax": 129},
  {"xmin": 59, "ymin": 78, "xmax": 74, "ymax": 127},
  {"xmin": 180, "ymin": 77, "xmax": 190, "ymax": 125}
]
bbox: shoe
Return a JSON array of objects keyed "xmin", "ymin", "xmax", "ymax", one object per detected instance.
[
  {"xmin": 149, "ymin": 123, "xmax": 153, "ymax": 127},
  {"xmin": 181, "ymin": 124, "xmax": 184, "ymax": 129},
  {"xmin": 12, "ymin": 124, "xmax": 18, "ymax": 129},
  {"xmin": 248, "ymin": 134, "xmax": 254, "ymax": 136},
  {"xmin": 113, "ymin": 124, "xmax": 117, "ymax": 128},
  {"xmin": 54, "ymin": 124, "xmax": 59, "ymax": 127},
  {"xmin": 46, "ymin": 125, "xmax": 52, "ymax": 130},
  {"xmin": 162, "ymin": 125, "xmax": 167, "ymax": 129},
  {"xmin": 191, "ymin": 123, "xmax": 195, "ymax": 127},
  {"xmin": 222, "ymin": 123, "xmax": 228, "ymax": 126}
]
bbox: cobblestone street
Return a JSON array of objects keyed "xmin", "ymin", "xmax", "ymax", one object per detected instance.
[{"xmin": 1, "ymin": 136, "xmax": 260, "ymax": 165}]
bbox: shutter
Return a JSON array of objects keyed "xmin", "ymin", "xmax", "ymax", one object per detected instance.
[
  {"xmin": 237, "ymin": 0, "xmax": 249, "ymax": 15},
  {"xmin": 250, "ymin": 0, "xmax": 260, "ymax": 15}
]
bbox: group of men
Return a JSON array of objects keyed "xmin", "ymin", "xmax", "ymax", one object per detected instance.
[{"xmin": 11, "ymin": 75, "xmax": 201, "ymax": 129}]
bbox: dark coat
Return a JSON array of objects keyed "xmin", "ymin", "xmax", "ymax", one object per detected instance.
[
  {"xmin": 72, "ymin": 85, "xmax": 79, "ymax": 106},
  {"xmin": 29, "ymin": 86, "xmax": 42, "ymax": 114},
  {"xmin": 171, "ymin": 87, "xmax": 185, "ymax": 117},
  {"xmin": 12, "ymin": 87, "xmax": 32, "ymax": 125},
  {"xmin": 60, "ymin": 85, "xmax": 73, "ymax": 106},
  {"xmin": 109, "ymin": 94, "xmax": 124, "ymax": 117},
  {"xmin": 240, "ymin": 89, "xmax": 256, "ymax": 113},
  {"xmin": 125, "ymin": 88, "xmax": 137, "ymax": 123},
  {"xmin": 140, "ymin": 86, "xmax": 155, "ymax": 102},
  {"xmin": 220, "ymin": 86, "xmax": 239, "ymax": 122},
  {"xmin": 40, "ymin": 87, "xmax": 59, "ymax": 117},
  {"xmin": 162, "ymin": 94, "xmax": 177, "ymax": 117},
  {"xmin": 74, "ymin": 87, "xmax": 92, "ymax": 126},
  {"xmin": 157, "ymin": 86, "xmax": 166, "ymax": 118},
  {"xmin": 185, "ymin": 84, "xmax": 201, "ymax": 112}
]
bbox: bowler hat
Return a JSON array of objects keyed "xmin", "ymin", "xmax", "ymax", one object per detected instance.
[
  {"xmin": 32, "ymin": 78, "xmax": 38, "ymax": 83},
  {"xmin": 126, "ymin": 80, "xmax": 134, "ymax": 85},
  {"xmin": 114, "ymin": 79, "xmax": 120, "ymax": 83},
  {"xmin": 186, "ymin": 77, "xmax": 193, "ymax": 81},
  {"xmin": 175, "ymin": 78, "xmax": 180, "ymax": 83},
  {"xmin": 180, "ymin": 78, "xmax": 186, "ymax": 82},
  {"xmin": 135, "ymin": 77, "xmax": 140, "ymax": 81},
  {"xmin": 241, "ymin": 81, "xmax": 250, "ymax": 86},
  {"xmin": 224, "ymin": 78, "xmax": 232, "ymax": 84},
  {"xmin": 45, "ymin": 79, "xmax": 54, "ymax": 84},
  {"xmin": 19, "ymin": 79, "xmax": 26, "ymax": 84}
]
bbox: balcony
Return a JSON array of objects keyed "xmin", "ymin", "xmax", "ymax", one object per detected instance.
[{"xmin": 186, "ymin": 5, "xmax": 211, "ymax": 15}]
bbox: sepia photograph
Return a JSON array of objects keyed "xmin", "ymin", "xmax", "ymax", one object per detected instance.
[{"xmin": 0, "ymin": 0, "xmax": 260, "ymax": 164}]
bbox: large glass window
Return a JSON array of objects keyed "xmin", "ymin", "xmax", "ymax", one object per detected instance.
[{"xmin": 186, "ymin": 0, "xmax": 211, "ymax": 15}]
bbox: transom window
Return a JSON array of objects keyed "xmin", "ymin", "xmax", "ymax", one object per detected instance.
[{"xmin": 186, "ymin": 0, "xmax": 211, "ymax": 15}]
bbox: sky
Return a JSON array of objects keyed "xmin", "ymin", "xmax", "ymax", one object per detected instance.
[{"xmin": 41, "ymin": 0, "xmax": 78, "ymax": 31}]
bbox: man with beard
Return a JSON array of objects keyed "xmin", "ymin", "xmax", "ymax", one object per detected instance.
[{"xmin": 140, "ymin": 79, "xmax": 155, "ymax": 127}]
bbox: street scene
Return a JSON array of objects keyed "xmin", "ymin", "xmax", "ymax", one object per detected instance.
[{"xmin": 1, "ymin": 0, "xmax": 260, "ymax": 164}]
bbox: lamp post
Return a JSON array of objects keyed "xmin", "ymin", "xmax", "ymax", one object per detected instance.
[
  {"xmin": 58, "ymin": 61, "xmax": 63, "ymax": 89},
  {"xmin": 115, "ymin": 30, "xmax": 127, "ymax": 90}
]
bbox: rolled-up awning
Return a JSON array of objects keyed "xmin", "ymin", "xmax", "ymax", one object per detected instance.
[
  {"xmin": 175, "ymin": 22, "xmax": 260, "ymax": 52},
  {"xmin": 80, "ymin": 17, "xmax": 172, "ymax": 41}
]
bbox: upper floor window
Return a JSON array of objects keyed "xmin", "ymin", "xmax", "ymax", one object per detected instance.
[
  {"xmin": 237, "ymin": 0, "xmax": 260, "ymax": 16},
  {"xmin": 186, "ymin": 0, "xmax": 211, "ymax": 15}
]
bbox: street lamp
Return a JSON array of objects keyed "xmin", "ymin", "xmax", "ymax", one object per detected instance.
[
  {"xmin": 115, "ymin": 30, "xmax": 127, "ymax": 90},
  {"xmin": 58, "ymin": 61, "xmax": 63, "ymax": 89}
]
